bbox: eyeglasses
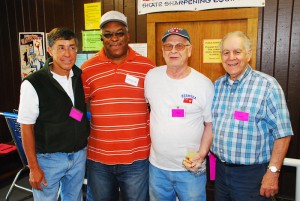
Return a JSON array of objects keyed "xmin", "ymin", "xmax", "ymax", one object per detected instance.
[
  {"xmin": 102, "ymin": 32, "xmax": 126, "ymax": 39},
  {"xmin": 54, "ymin": 46, "xmax": 77, "ymax": 54},
  {"xmin": 221, "ymin": 49, "xmax": 244, "ymax": 56},
  {"xmin": 162, "ymin": 43, "xmax": 190, "ymax": 51}
]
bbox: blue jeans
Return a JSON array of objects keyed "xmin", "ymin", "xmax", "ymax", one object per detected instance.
[
  {"xmin": 86, "ymin": 159, "xmax": 149, "ymax": 201},
  {"xmin": 215, "ymin": 159, "xmax": 271, "ymax": 201},
  {"xmin": 149, "ymin": 163, "xmax": 206, "ymax": 201},
  {"xmin": 33, "ymin": 148, "xmax": 86, "ymax": 201}
]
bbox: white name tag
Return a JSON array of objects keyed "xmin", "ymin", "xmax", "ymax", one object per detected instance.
[{"xmin": 125, "ymin": 74, "xmax": 139, "ymax": 86}]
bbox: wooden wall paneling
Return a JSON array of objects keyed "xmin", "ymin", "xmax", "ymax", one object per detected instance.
[
  {"xmin": 27, "ymin": 0, "xmax": 38, "ymax": 30},
  {"xmin": 53, "ymin": 1, "xmax": 69, "ymax": 28},
  {"xmin": 147, "ymin": 22, "xmax": 156, "ymax": 64},
  {"xmin": 279, "ymin": 0, "xmax": 298, "ymax": 157},
  {"xmin": 21, "ymin": 0, "xmax": 31, "ymax": 30},
  {"xmin": 36, "ymin": 0, "xmax": 46, "ymax": 31},
  {"xmin": 74, "ymin": 0, "xmax": 85, "ymax": 53},
  {"xmin": 102, "ymin": 0, "xmax": 115, "ymax": 13},
  {"xmin": 0, "ymin": 0, "xmax": 10, "ymax": 142},
  {"xmin": 115, "ymin": 0, "xmax": 124, "ymax": 12},
  {"xmin": 136, "ymin": 13, "xmax": 147, "ymax": 43},
  {"xmin": 280, "ymin": 0, "xmax": 298, "ymax": 183},
  {"xmin": 288, "ymin": 0, "xmax": 300, "ymax": 159},
  {"xmin": 274, "ymin": 0, "xmax": 294, "ymax": 95},
  {"xmin": 124, "ymin": 0, "xmax": 136, "ymax": 43},
  {"xmin": 4, "ymin": 0, "xmax": 21, "ymax": 110},
  {"xmin": 14, "ymin": 0, "xmax": 25, "ymax": 32},
  {"xmin": 247, "ymin": 18, "xmax": 259, "ymax": 69},
  {"xmin": 25, "ymin": 0, "xmax": 39, "ymax": 31},
  {"xmin": 61, "ymin": 0, "xmax": 76, "ymax": 29},
  {"xmin": 256, "ymin": 7, "xmax": 263, "ymax": 71},
  {"xmin": 44, "ymin": 0, "xmax": 56, "ymax": 32},
  {"xmin": 260, "ymin": 1, "xmax": 278, "ymax": 76}
]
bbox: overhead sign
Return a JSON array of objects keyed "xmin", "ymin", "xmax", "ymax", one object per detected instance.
[{"xmin": 138, "ymin": 0, "xmax": 265, "ymax": 15}]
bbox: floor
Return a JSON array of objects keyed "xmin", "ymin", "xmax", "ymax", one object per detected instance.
[
  {"xmin": 0, "ymin": 174, "xmax": 88, "ymax": 201},
  {"xmin": 0, "ymin": 174, "xmax": 33, "ymax": 201}
]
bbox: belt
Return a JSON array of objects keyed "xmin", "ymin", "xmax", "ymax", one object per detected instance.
[{"xmin": 217, "ymin": 158, "xmax": 246, "ymax": 167}]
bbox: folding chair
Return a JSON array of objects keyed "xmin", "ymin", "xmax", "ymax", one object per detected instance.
[
  {"xmin": 0, "ymin": 112, "xmax": 32, "ymax": 201},
  {"xmin": 1, "ymin": 111, "xmax": 91, "ymax": 200}
]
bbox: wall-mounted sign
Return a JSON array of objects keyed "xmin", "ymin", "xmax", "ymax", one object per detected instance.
[
  {"xmin": 82, "ymin": 30, "xmax": 102, "ymax": 51},
  {"xmin": 138, "ymin": 0, "xmax": 265, "ymax": 15},
  {"xmin": 84, "ymin": 2, "xmax": 101, "ymax": 30},
  {"xmin": 203, "ymin": 39, "xmax": 222, "ymax": 63}
]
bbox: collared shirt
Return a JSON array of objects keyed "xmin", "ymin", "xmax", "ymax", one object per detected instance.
[
  {"xmin": 18, "ymin": 69, "xmax": 74, "ymax": 124},
  {"xmin": 211, "ymin": 66, "xmax": 293, "ymax": 165},
  {"xmin": 81, "ymin": 47, "xmax": 155, "ymax": 165}
]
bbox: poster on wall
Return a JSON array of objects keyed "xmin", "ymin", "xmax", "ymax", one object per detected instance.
[
  {"xmin": 19, "ymin": 32, "xmax": 46, "ymax": 79},
  {"xmin": 138, "ymin": 0, "xmax": 265, "ymax": 15}
]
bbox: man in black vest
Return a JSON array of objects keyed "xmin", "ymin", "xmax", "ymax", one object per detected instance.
[{"xmin": 17, "ymin": 27, "xmax": 89, "ymax": 201}]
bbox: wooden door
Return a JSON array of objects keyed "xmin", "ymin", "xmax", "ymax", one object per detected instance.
[{"xmin": 147, "ymin": 8, "xmax": 259, "ymax": 82}]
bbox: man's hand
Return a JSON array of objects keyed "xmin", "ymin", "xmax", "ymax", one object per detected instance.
[
  {"xmin": 182, "ymin": 152, "xmax": 204, "ymax": 172},
  {"xmin": 29, "ymin": 166, "xmax": 47, "ymax": 190},
  {"xmin": 260, "ymin": 171, "xmax": 279, "ymax": 198}
]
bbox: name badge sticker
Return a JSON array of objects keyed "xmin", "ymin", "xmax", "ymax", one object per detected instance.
[
  {"xmin": 234, "ymin": 110, "xmax": 249, "ymax": 121},
  {"xmin": 171, "ymin": 107, "xmax": 185, "ymax": 118},
  {"xmin": 69, "ymin": 107, "xmax": 83, "ymax": 122},
  {"xmin": 125, "ymin": 74, "xmax": 139, "ymax": 86}
]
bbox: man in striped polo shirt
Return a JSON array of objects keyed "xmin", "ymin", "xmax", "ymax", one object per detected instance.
[{"xmin": 81, "ymin": 10, "xmax": 155, "ymax": 201}]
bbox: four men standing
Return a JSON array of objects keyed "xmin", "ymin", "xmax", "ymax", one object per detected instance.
[{"xmin": 17, "ymin": 10, "xmax": 293, "ymax": 201}]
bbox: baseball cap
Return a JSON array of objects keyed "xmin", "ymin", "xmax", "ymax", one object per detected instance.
[
  {"xmin": 162, "ymin": 28, "xmax": 191, "ymax": 42},
  {"xmin": 100, "ymin": 11, "xmax": 128, "ymax": 29}
]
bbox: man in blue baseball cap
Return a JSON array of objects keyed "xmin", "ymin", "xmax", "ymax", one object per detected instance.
[{"xmin": 145, "ymin": 27, "xmax": 214, "ymax": 200}]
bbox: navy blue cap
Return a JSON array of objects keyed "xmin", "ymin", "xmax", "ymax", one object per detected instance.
[{"xmin": 162, "ymin": 28, "xmax": 191, "ymax": 42}]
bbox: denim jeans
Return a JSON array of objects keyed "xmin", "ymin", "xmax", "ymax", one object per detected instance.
[
  {"xmin": 215, "ymin": 159, "xmax": 271, "ymax": 201},
  {"xmin": 149, "ymin": 163, "xmax": 206, "ymax": 201},
  {"xmin": 33, "ymin": 148, "xmax": 86, "ymax": 201},
  {"xmin": 86, "ymin": 159, "xmax": 149, "ymax": 201}
]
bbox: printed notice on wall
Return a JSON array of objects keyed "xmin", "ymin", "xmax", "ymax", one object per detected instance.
[
  {"xmin": 129, "ymin": 43, "xmax": 147, "ymax": 57},
  {"xmin": 82, "ymin": 30, "xmax": 102, "ymax": 51},
  {"xmin": 203, "ymin": 39, "xmax": 222, "ymax": 63},
  {"xmin": 84, "ymin": 2, "xmax": 101, "ymax": 30}
]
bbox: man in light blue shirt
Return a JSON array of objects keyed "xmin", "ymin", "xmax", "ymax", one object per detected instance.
[{"xmin": 211, "ymin": 31, "xmax": 293, "ymax": 201}]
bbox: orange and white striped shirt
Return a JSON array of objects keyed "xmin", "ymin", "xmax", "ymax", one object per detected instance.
[{"xmin": 81, "ymin": 47, "xmax": 155, "ymax": 164}]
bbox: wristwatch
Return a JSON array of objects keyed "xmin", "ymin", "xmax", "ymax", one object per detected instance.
[{"xmin": 268, "ymin": 165, "xmax": 280, "ymax": 173}]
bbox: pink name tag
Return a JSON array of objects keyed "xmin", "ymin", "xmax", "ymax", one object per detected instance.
[
  {"xmin": 172, "ymin": 108, "xmax": 185, "ymax": 117},
  {"xmin": 209, "ymin": 153, "xmax": 217, "ymax": 181},
  {"xmin": 234, "ymin": 110, "xmax": 249, "ymax": 121},
  {"xmin": 69, "ymin": 107, "xmax": 83, "ymax": 122}
]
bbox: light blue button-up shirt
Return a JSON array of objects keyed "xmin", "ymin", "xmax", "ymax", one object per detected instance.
[{"xmin": 211, "ymin": 66, "xmax": 293, "ymax": 165}]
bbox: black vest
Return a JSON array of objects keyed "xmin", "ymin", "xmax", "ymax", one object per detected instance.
[{"xmin": 24, "ymin": 58, "xmax": 89, "ymax": 153}]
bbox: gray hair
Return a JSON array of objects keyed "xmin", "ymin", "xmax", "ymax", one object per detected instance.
[
  {"xmin": 219, "ymin": 31, "xmax": 252, "ymax": 51},
  {"xmin": 47, "ymin": 27, "xmax": 78, "ymax": 47}
]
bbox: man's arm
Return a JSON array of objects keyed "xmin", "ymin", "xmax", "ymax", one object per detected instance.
[
  {"xmin": 183, "ymin": 122, "xmax": 213, "ymax": 171},
  {"xmin": 260, "ymin": 136, "xmax": 291, "ymax": 198},
  {"xmin": 21, "ymin": 124, "xmax": 47, "ymax": 190},
  {"xmin": 198, "ymin": 122, "xmax": 213, "ymax": 161}
]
